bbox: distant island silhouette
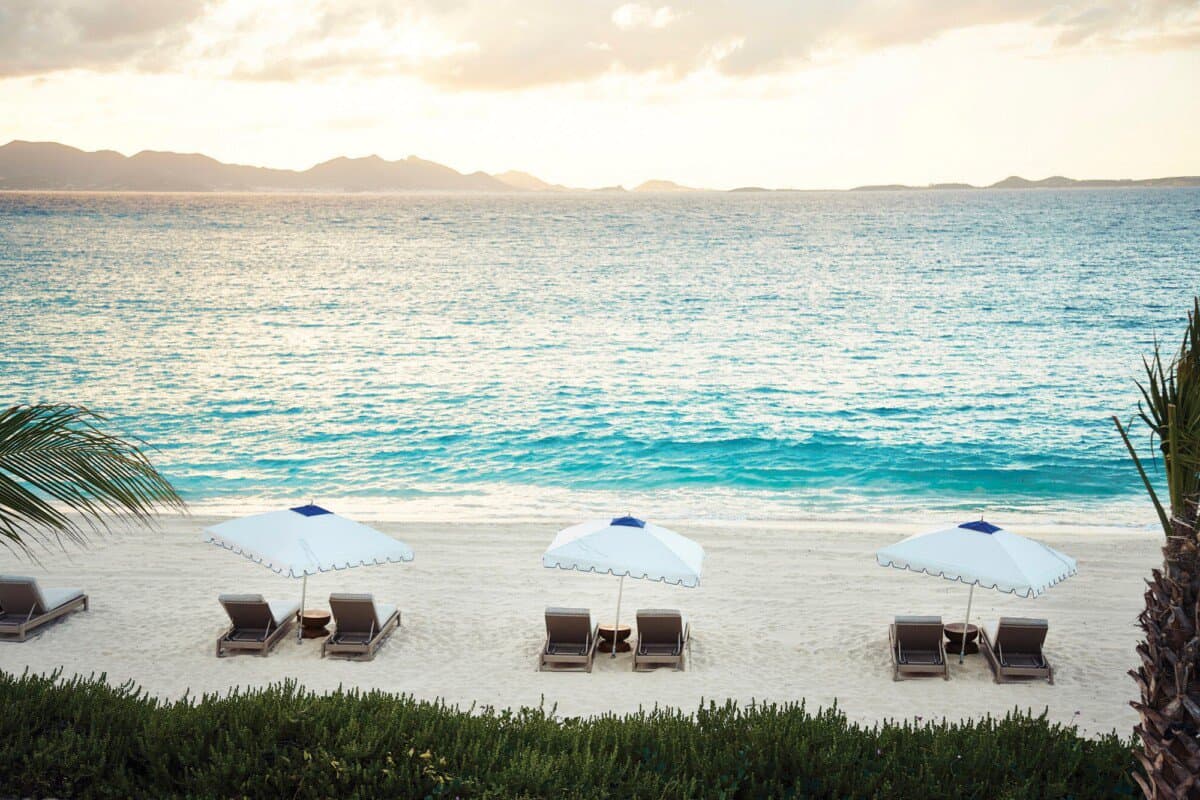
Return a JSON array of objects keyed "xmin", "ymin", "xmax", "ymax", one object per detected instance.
[
  {"xmin": 851, "ymin": 175, "xmax": 1200, "ymax": 191},
  {"xmin": 2, "ymin": 141, "xmax": 1197, "ymax": 193}
]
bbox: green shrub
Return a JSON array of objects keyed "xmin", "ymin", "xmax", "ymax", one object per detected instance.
[{"xmin": 0, "ymin": 669, "xmax": 1135, "ymax": 799}]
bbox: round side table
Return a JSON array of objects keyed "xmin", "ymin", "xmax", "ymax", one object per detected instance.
[
  {"xmin": 300, "ymin": 609, "xmax": 332, "ymax": 639},
  {"xmin": 597, "ymin": 623, "xmax": 632, "ymax": 653},
  {"xmin": 944, "ymin": 622, "xmax": 979, "ymax": 655}
]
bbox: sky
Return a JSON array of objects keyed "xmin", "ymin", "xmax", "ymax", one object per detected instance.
[{"xmin": 0, "ymin": 0, "xmax": 1198, "ymax": 189}]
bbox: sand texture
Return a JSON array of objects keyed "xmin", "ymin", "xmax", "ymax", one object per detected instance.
[{"xmin": 0, "ymin": 515, "xmax": 1157, "ymax": 737}]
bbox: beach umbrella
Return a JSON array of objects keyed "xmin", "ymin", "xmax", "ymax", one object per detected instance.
[
  {"xmin": 542, "ymin": 515, "xmax": 704, "ymax": 657},
  {"xmin": 203, "ymin": 504, "xmax": 414, "ymax": 640},
  {"xmin": 876, "ymin": 519, "xmax": 1076, "ymax": 662}
]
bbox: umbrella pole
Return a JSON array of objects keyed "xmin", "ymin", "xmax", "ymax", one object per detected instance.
[
  {"xmin": 612, "ymin": 575, "xmax": 625, "ymax": 658},
  {"xmin": 297, "ymin": 574, "xmax": 308, "ymax": 643},
  {"xmin": 959, "ymin": 583, "xmax": 974, "ymax": 664}
]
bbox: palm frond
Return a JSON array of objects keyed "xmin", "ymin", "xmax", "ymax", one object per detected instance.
[
  {"xmin": 1113, "ymin": 414, "xmax": 1170, "ymax": 535},
  {"xmin": 0, "ymin": 404, "xmax": 184, "ymax": 553},
  {"xmin": 1118, "ymin": 297, "xmax": 1200, "ymax": 536}
]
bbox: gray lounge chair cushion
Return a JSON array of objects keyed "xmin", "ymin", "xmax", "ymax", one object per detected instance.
[
  {"xmin": 219, "ymin": 594, "xmax": 298, "ymax": 627},
  {"xmin": 40, "ymin": 587, "xmax": 85, "ymax": 611},
  {"xmin": 268, "ymin": 600, "xmax": 302, "ymax": 626},
  {"xmin": 374, "ymin": 603, "xmax": 398, "ymax": 628}
]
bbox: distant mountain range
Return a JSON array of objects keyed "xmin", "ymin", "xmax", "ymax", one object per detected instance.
[
  {"xmin": 1, "ymin": 141, "xmax": 1197, "ymax": 193},
  {"xmin": 851, "ymin": 175, "xmax": 1200, "ymax": 191},
  {"xmin": 0, "ymin": 140, "xmax": 512, "ymax": 192}
]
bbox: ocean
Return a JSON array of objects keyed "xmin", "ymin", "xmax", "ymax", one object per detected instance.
[{"xmin": 2, "ymin": 189, "xmax": 1197, "ymax": 523}]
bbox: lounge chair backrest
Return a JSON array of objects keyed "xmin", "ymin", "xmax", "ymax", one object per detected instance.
[
  {"xmin": 219, "ymin": 594, "xmax": 275, "ymax": 629},
  {"xmin": 637, "ymin": 609, "xmax": 684, "ymax": 646},
  {"xmin": 330, "ymin": 593, "xmax": 382, "ymax": 636},
  {"xmin": 893, "ymin": 615, "xmax": 943, "ymax": 651},
  {"xmin": 994, "ymin": 617, "xmax": 1047, "ymax": 654},
  {"xmin": 545, "ymin": 607, "xmax": 592, "ymax": 645},
  {"xmin": 0, "ymin": 576, "xmax": 46, "ymax": 616}
]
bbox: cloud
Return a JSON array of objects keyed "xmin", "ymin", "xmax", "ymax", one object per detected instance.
[
  {"xmin": 0, "ymin": 0, "xmax": 209, "ymax": 77},
  {"xmin": 2, "ymin": 0, "xmax": 1197, "ymax": 88},
  {"xmin": 611, "ymin": 4, "xmax": 681, "ymax": 31}
]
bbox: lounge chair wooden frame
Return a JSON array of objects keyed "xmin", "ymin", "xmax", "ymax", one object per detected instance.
[
  {"xmin": 889, "ymin": 615, "xmax": 949, "ymax": 681},
  {"xmin": 539, "ymin": 607, "xmax": 599, "ymax": 672},
  {"xmin": 0, "ymin": 578, "xmax": 88, "ymax": 643},
  {"xmin": 632, "ymin": 609, "xmax": 691, "ymax": 672},
  {"xmin": 322, "ymin": 594, "xmax": 401, "ymax": 661},
  {"xmin": 215, "ymin": 595, "xmax": 297, "ymax": 658},
  {"xmin": 980, "ymin": 617, "xmax": 1054, "ymax": 684}
]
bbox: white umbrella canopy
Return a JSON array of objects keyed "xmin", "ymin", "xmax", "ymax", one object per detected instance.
[
  {"xmin": 542, "ymin": 515, "xmax": 704, "ymax": 657},
  {"xmin": 543, "ymin": 515, "xmax": 704, "ymax": 586},
  {"xmin": 203, "ymin": 504, "xmax": 414, "ymax": 639},
  {"xmin": 876, "ymin": 519, "xmax": 1077, "ymax": 661}
]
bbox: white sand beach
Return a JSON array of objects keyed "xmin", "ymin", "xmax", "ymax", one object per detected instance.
[{"xmin": 0, "ymin": 514, "xmax": 1158, "ymax": 737}]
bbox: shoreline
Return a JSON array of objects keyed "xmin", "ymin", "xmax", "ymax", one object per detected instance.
[{"xmin": 172, "ymin": 495, "xmax": 1159, "ymax": 532}]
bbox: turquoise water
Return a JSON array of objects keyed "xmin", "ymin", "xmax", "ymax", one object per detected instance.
[{"xmin": 1, "ymin": 190, "xmax": 1197, "ymax": 521}]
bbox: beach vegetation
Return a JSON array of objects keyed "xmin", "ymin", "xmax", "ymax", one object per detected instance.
[{"xmin": 0, "ymin": 669, "xmax": 1135, "ymax": 799}]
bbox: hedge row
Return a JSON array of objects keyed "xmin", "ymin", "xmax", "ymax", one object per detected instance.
[{"xmin": 0, "ymin": 669, "xmax": 1136, "ymax": 799}]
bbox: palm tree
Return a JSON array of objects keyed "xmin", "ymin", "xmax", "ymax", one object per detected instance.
[
  {"xmin": 0, "ymin": 404, "xmax": 183, "ymax": 553},
  {"xmin": 1113, "ymin": 297, "xmax": 1200, "ymax": 799}
]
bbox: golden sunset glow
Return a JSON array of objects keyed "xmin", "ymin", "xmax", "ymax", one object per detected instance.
[{"xmin": 1, "ymin": 2, "xmax": 1198, "ymax": 187}]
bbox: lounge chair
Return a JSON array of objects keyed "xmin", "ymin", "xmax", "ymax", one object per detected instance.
[
  {"xmin": 215, "ymin": 594, "xmax": 299, "ymax": 657},
  {"xmin": 632, "ymin": 609, "xmax": 690, "ymax": 671},
  {"xmin": 322, "ymin": 593, "xmax": 400, "ymax": 661},
  {"xmin": 889, "ymin": 615, "xmax": 948, "ymax": 681},
  {"xmin": 0, "ymin": 575, "xmax": 88, "ymax": 642},
  {"xmin": 980, "ymin": 617, "xmax": 1054, "ymax": 684},
  {"xmin": 539, "ymin": 607, "xmax": 599, "ymax": 672}
]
